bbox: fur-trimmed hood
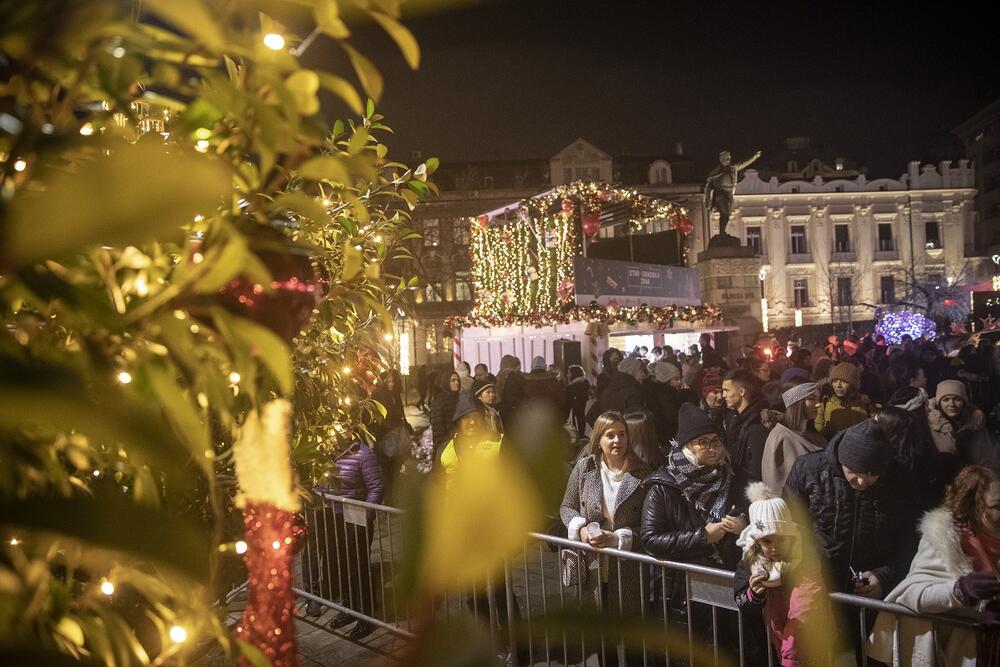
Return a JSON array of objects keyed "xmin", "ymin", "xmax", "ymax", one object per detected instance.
[{"xmin": 917, "ymin": 507, "xmax": 972, "ymax": 577}]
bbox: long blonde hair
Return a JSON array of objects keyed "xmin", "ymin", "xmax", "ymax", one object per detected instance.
[{"xmin": 586, "ymin": 411, "xmax": 628, "ymax": 459}]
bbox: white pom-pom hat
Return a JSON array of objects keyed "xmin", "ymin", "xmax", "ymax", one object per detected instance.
[{"xmin": 736, "ymin": 482, "xmax": 799, "ymax": 549}]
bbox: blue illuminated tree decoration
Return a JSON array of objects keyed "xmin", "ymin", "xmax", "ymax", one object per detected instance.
[{"xmin": 875, "ymin": 310, "xmax": 937, "ymax": 344}]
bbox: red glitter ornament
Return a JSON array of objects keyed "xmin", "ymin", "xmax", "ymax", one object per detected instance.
[
  {"xmin": 581, "ymin": 213, "xmax": 600, "ymax": 238},
  {"xmin": 476, "ymin": 214, "xmax": 489, "ymax": 229},
  {"xmin": 234, "ymin": 503, "xmax": 299, "ymax": 667},
  {"xmin": 676, "ymin": 216, "xmax": 694, "ymax": 236}
]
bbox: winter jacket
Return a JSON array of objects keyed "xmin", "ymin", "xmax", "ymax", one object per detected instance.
[
  {"xmin": 814, "ymin": 393, "xmax": 871, "ymax": 440},
  {"xmin": 566, "ymin": 376, "xmax": 590, "ymax": 412},
  {"xmin": 587, "ymin": 370, "xmax": 644, "ymax": 425},
  {"xmin": 926, "ymin": 398, "xmax": 996, "ymax": 468},
  {"xmin": 760, "ymin": 422, "xmax": 825, "ymax": 492},
  {"xmin": 639, "ymin": 464, "xmax": 749, "ymax": 569},
  {"xmin": 332, "ymin": 442, "xmax": 384, "ymax": 505},
  {"xmin": 429, "ymin": 390, "xmax": 459, "ymax": 456},
  {"xmin": 734, "ymin": 558, "xmax": 827, "ymax": 667},
  {"xmin": 372, "ymin": 386, "xmax": 406, "ymax": 439},
  {"xmin": 560, "ymin": 454, "xmax": 651, "ymax": 612},
  {"xmin": 783, "ymin": 435, "xmax": 917, "ymax": 594},
  {"xmin": 496, "ymin": 368, "xmax": 524, "ymax": 426},
  {"xmin": 522, "ymin": 369, "xmax": 566, "ymax": 415},
  {"xmin": 439, "ymin": 435, "xmax": 502, "ymax": 479},
  {"xmin": 644, "ymin": 380, "xmax": 697, "ymax": 444},
  {"xmin": 724, "ymin": 398, "xmax": 770, "ymax": 481},
  {"xmin": 868, "ymin": 507, "xmax": 980, "ymax": 667}
]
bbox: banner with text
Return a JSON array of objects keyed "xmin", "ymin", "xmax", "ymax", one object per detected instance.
[{"xmin": 573, "ymin": 256, "xmax": 701, "ymax": 307}]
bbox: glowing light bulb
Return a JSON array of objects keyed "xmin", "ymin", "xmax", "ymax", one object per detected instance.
[
  {"xmin": 322, "ymin": 199, "xmax": 331, "ymax": 207},
  {"xmin": 271, "ymin": 540, "xmax": 281, "ymax": 550},
  {"xmin": 235, "ymin": 540, "xmax": 248, "ymax": 555},
  {"xmin": 9, "ymin": 537, "xmax": 19, "ymax": 546},
  {"xmin": 341, "ymin": 366, "xmax": 351, "ymax": 374},
  {"xmin": 228, "ymin": 372, "xmax": 241, "ymax": 384},
  {"xmin": 193, "ymin": 214, "xmax": 204, "ymax": 222},
  {"xmin": 383, "ymin": 333, "xmax": 393, "ymax": 342},
  {"xmin": 192, "ymin": 252, "xmax": 204, "ymax": 264},
  {"xmin": 13, "ymin": 159, "xmax": 27, "ymax": 172},
  {"xmin": 117, "ymin": 371, "xmax": 132, "ymax": 384},
  {"xmin": 100, "ymin": 580, "xmax": 115, "ymax": 596},
  {"xmin": 111, "ymin": 46, "xmax": 126, "ymax": 59},
  {"xmin": 195, "ymin": 140, "xmax": 210, "ymax": 153},
  {"xmin": 194, "ymin": 128, "xmax": 211, "ymax": 140},
  {"xmin": 79, "ymin": 123, "xmax": 95, "ymax": 136},
  {"xmin": 263, "ymin": 33, "xmax": 285, "ymax": 50},
  {"xmin": 169, "ymin": 625, "xmax": 187, "ymax": 644}
]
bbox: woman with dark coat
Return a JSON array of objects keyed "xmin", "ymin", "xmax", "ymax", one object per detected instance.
[
  {"xmin": 565, "ymin": 364, "xmax": 591, "ymax": 440},
  {"xmin": 587, "ymin": 357, "xmax": 646, "ymax": 426},
  {"xmin": 429, "ymin": 370, "xmax": 460, "ymax": 463}
]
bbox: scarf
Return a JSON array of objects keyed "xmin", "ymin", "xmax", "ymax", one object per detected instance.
[
  {"xmin": 896, "ymin": 387, "xmax": 928, "ymax": 412},
  {"xmin": 664, "ymin": 443, "xmax": 733, "ymax": 521}
]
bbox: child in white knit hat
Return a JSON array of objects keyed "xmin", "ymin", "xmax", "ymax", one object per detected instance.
[{"xmin": 734, "ymin": 482, "xmax": 827, "ymax": 666}]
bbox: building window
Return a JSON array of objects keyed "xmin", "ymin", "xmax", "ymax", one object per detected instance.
[
  {"xmin": 878, "ymin": 184, "xmax": 887, "ymax": 191},
  {"xmin": 927, "ymin": 273, "xmax": 945, "ymax": 291},
  {"xmin": 483, "ymin": 175, "xmax": 494, "ymax": 189},
  {"xmin": 452, "ymin": 218, "xmax": 469, "ymax": 246},
  {"xmin": 835, "ymin": 160, "xmax": 845, "ymax": 171},
  {"xmin": 880, "ymin": 275, "xmax": 895, "ymax": 304},
  {"xmin": 925, "ymin": 220, "xmax": 941, "ymax": 249},
  {"xmin": 424, "ymin": 282, "xmax": 442, "ymax": 302},
  {"xmin": 793, "ymin": 279, "xmax": 810, "ymax": 307},
  {"xmin": 422, "ymin": 218, "xmax": 440, "ymax": 247},
  {"xmin": 790, "ymin": 225, "xmax": 808, "ymax": 254},
  {"xmin": 454, "ymin": 272, "xmax": 472, "ymax": 302},
  {"xmin": 745, "ymin": 226, "xmax": 763, "ymax": 254},
  {"xmin": 834, "ymin": 224, "xmax": 850, "ymax": 253},
  {"xmin": 787, "ymin": 160, "xmax": 798, "ymax": 172},
  {"xmin": 877, "ymin": 223, "xmax": 894, "ymax": 251},
  {"xmin": 790, "ymin": 186, "xmax": 800, "ymax": 194},
  {"xmin": 836, "ymin": 276, "xmax": 853, "ymax": 305}
]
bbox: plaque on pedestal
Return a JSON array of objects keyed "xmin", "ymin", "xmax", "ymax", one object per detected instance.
[{"xmin": 696, "ymin": 245, "xmax": 763, "ymax": 338}]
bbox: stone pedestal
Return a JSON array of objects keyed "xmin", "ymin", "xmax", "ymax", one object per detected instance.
[{"xmin": 697, "ymin": 245, "xmax": 764, "ymax": 342}]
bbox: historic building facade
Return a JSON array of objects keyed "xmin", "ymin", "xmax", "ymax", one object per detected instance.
[
  {"xmin": 953, "ymin": 97, "xmax": 1000, "ymax": 254},
  {"xmin": 709, "ymin": 160, "xmax": 988, "ymax": 330}
]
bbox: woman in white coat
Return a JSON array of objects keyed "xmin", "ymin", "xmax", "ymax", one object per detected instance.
[{"xmin": 869, "ymin": 465, "xmax": 1000, "ymax": 666}]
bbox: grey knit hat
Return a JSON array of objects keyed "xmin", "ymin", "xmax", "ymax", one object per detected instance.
[
  {"xmin": 782, "ymin": 382, "xmax": 818, "ymax": 408},
  {"xmin": 836, "ymin": 419, "xmax": 892, "ymax": 476},
  {"xmin": 652, "ymin": 361, "xmax": 680, "ymax": 384}
]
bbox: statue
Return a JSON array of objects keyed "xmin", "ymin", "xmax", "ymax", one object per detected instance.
[{"xmin": 705, "ymin": 149, "xmax": 762, "ymax": 247}]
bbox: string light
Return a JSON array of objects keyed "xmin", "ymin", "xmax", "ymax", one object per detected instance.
[
  {"xmin": 168, "ymin": 625, "xmax": 188, "ymax": 644},
  {"xmin": 8, "ymin": 537, "xmax": 19, "ymax": 546},
  {"xmin": 13, "ymin": 159, "xmax": 27, "ymax": 172},
  {"xmin": 794, "ymin": 309, "xmax": 803, "ymax": 328},
  {"xmin": 100, "ymin": 580, "xmax": 115, "ymax": 596},
  {"xmin": 195, "ymin": 140, "xmax": 209, "ymax": 153},
  {"xmin": 271, "ymin": 540, "xmax": 281, "ymax": 550},
  {"xmin": 761, "ymin": 298, "xmax": 769, "ymax": 332},
  {"xmin": 263, "ymin": 33, "xmax": 285, "ymax": 50},
  {"xmin": 117, "ymin": 370, "xmax": 132, "ymax": 384},
  {"xmin": 79, "ymin": 123, "xmax": 95, "ymax": 136},
  {"xmin": 398, "ymin": 330, "xmax": 410, "ymax": 376},
  {"xmin": 235, "ymin": 540, "xmax": 248, "ymax": 554},
  {"xmin": 875, "ymin": 311, "xmax": 936, "ymax": 344},
  {"xmin": 228, "ymin": 372, "xmax": 241, "ymax": 384}
]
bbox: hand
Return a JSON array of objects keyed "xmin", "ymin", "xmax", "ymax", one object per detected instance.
[
  {"xmin": 749, "ymin": 571, "xmax": 768, "ymax": 595},
  {"xmin": 721, "ymin": 515, "xmax": 747, "ymax": 535},
  {"xmin": 853, "ymin": 571, "xmax": 882, "ymax": 599},
  {"xmin": 587, "ymin": 530, "xmax": 618, "ymax": 549},
  {"xmin": 956, "ymin": 571, "xmax": 1000, "ymax": 605},
  {"xmin": 705, "ymin": 522, "xmax": 727, "ymax": 544}
]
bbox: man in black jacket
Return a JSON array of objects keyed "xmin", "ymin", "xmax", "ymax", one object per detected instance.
[
  {"xmin": 722, "ymin": 370, "xmax": 769, "ymax": 481},
  {"xmin": 783, "ymin": 419, "xmax": 917, "ymax": 598}
]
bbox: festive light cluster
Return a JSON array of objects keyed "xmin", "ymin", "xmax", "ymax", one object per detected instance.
[
  {"xmin": 463, "ymin": 181, "xmax": 707, "ymax": 329},
  {"xmin": 446, "ymin": 301, "xmax": 721, "ymax": 330},
  {"xmin": 875, "ymin": 310, "xmax": 937, "ymax": 344}
]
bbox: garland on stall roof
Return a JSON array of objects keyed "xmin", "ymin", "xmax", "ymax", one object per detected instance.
[{"xmin": 445, "ymin": 301, "xmax": 722, "ymax": 331}]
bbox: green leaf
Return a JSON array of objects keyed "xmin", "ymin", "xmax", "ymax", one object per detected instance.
[
  {"xmin": 5, "ymin": 143, "xmax": 229, "ymax": 268},
  {"xmin": 317, "ymin": 72, "xmax": 363, "ymax": 116},
  {"xmin": 194, "ymin": 233, "xmax": 249, "ymax": 294},
  {"xmin": 425, "ymin": 156, "xmax": 440, "ymax": 175},
  {"xmin": 0, "ymin": 496, "xmax": 211, "ymax": 581},
  {"xmin": 342, "ymin": 43, "xmax": 383, "ymax": 102},
  {"xmin": 143, "ymin": 0, "xmax": 224, "ymax": 51},
  {"xmin": 211, "ymin": 308, "xmax": 294, "ymax": 396},
  {"xmin": 369, "ymin": 11, "xmax": 420, "ymax": 69},
  {"xmin": 366, "ymin": 97, "xmax": 376, "ymax": 118},
  {"xmin": 341, "ymin": 242, "xmax": 363, "ymax": 281},
  {"xmin": 347, "ymin": 127, "xmax": 369, "ymax": 156},
  {"xmin": 271, "ymin": 191, "xmax": 328, "ymax": 225},
  {"xmin": 298, "ymin": 155, "xmax": 350, "ymax": 184},
  {"xmin": 144, "ymin": 362, "xmax": 212, "ymax": 475}
]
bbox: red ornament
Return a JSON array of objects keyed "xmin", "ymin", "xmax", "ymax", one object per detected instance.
[
  {"xmin": 476, "ymin": 214, "xmax": 489, "ymax": 229},
  {"xmin": 676, "ymin": 217, "xmax": 694, "ymax": 236},
  {"xmin": 561, "ymin": 198, "xmax": 574, "ymax": 215},
  {"xmin": 582, "ymin": 213, "xmax": 600, "ymax": 238},
  {"xmin": 215, "ymin": 224, "xmax": 322, "ymax": 342},
  {"xmin": 234, "ymin": 503, "xmax": 299, "ymax": 667}
]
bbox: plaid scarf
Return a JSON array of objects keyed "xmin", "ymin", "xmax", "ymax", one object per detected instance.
[{"xmin": 663, "ymin": 443, "xmax": 733, "ymax": 521}]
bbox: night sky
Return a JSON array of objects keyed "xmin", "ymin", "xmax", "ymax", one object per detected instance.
[{"xmin": 308, "ymin": 1, "xmax": 998, "ymax": 178}]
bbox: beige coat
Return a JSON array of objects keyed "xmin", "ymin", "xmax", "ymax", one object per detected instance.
[
  {"xmin": 760, "ymin": 422, "xmax": 825, "ymax": 491},
  {"xmin": 868, "ymin": 507, "xmax": 980, "ymax": 667}
]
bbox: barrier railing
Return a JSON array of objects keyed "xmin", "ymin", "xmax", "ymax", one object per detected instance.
[{"xmin": 296, "ymin": 493, "xmax": 989, "ymax": 666}]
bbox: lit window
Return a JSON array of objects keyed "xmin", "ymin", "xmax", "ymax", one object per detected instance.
[
  {"xmin": 924, "ymin": 221, "xmax": 941, "ymax": 249},
  {"xmin": 793, "ymin": 279, "xmax": 810, "ymax": 307},
  {"xmin": 455, "ymin": 272, "xmax": 472, "ymax": 301},
  {"xmin": 422, "ymin": 218, "xmax": 440, "ymax": 247},
  {"xmin": 452, "ymin": 218, "xmax": 470, "ymax": 246},
  {"xmin": 424, "ymin": 282, "xmax": 443, "ymax": 302}
]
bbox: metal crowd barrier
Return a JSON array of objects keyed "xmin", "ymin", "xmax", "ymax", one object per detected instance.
[{"xmin": 295, "ymin": 493, "xmax": 990, "ymax": 666}]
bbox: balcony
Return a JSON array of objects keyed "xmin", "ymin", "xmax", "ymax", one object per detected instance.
[
  {"xmin": 831, "ymin": 243, "xmax": 856, "ymax": 262},
  {"xmin": 874, "ymin": 238, "xmax": 898, "ymax": 261},
  {"xmin": 787, "ymin": 253, "xmax": 813, "ymax": 264}
]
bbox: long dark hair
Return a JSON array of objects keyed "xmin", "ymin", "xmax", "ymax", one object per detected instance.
[
  {"xmin": 624, "ymin": 411, "xmax": 664, "ymax": 468},
  {"xmin": 874, "ymin": 404, "xmax": 934, "ymax": 471},
  {"xmin": 781, "ymin": 395, "xmax": 815, "ymax": 435}
]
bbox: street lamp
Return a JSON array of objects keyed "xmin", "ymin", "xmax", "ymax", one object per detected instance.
[{"xmin": 758, "ymin": 267, "xmax": 769, "ymax": 332}]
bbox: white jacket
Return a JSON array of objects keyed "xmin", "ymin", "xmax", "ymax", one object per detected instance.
[{"xmin": 868, "ymin": 507, "xmax": 980, "ymax": 666}]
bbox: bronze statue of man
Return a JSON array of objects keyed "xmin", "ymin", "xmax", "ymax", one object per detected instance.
[{"xmin": 705, "ymin": 149, "xmax": 762, "ymax": 242}]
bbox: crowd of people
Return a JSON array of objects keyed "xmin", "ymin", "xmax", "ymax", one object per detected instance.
[{"xmin": 315, "ymin": 328, "xmax": 1000, "ymax": 664}]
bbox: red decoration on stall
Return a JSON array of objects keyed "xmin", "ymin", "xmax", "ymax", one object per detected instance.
[
  {"xmin": 476, "ymin": 214, "xmax": 489, "ymax": 229},
  {"xmin": 581, "ymin": 213, "xmax": 600, "ymax": 238},
  {"xmin": 561, "ymin": 198, "xmax": 574, "ymax": 215},
  {"xmin": 234, "ymin": 503, "xmax": 299, "ymax": 667},
  {"xmin": 676, "ymin": 216, "xmax": 694, "ymax": 236}
]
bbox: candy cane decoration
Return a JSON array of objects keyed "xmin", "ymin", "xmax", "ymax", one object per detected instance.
[{"xmin": 452, "ymin": 333, "xmax": 462, "ymax": 368}]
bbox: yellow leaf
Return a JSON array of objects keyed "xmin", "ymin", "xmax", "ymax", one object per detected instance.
[
  {"xmin": 369, "ymin": 11, "xmax": 420, "ymax": 69},
  {"xmin": 420, "ymin": 452, "xmax": 541, "ymax": 590},
  {"xmin": 316, "ymin": 72, "xmax": 363, "ymax": 115},
  {"xmin": 341, "ymin": 242, "xmax": 363, "ymax": 281},
  {"xmin": 143, "ymin": 0, "xmax": 224, "ymax": 51},
  {"xmin": 284, "ymin": 69, "xmax": 320, "ymax": 116},
  {"xmin": 56, "ymin": 617, "xmax": 85, "ymax": 648},
  {"xmin": 314, "ymin": 0, "xmax": 351, "ymax": 39},
  {"xmin": 342, "ymin": 43, "xmax": 383, "ymax": 102}
]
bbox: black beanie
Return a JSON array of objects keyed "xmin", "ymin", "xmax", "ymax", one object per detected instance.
[
  {"xmin": 836, "ymin": 419, "xmax": 892, "ymax": 476},
  {"xmin": 452, "ymin": 392, "xmax": 482, "ymax": 423},
  {"xmin": 674, "ymin": 402, "xmax": 723, "ymax": 446}
]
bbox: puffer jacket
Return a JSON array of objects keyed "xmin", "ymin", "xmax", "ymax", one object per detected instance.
[
  {"xmin": 639, "ymin": 463, "xmax": 749, "ymax": 569},
  {"xmin": 333, "ymin": 442, "xmax": 384, "ymax": 505},
  {"xmin": 814, "ymin": 394, "xmax": 871, "ymax": 440},
  {"xmin": 724, "ymin": 398, "xmax": 770, "ymax": 481},
  {"xmin": 783, "ymin": 433, "xmax": 917, "ymax": 593}
]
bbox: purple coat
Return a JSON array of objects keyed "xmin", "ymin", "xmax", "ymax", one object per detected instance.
[{"xmin": 334, "ymin": 443, "xmax": 384, "ymax": 505}]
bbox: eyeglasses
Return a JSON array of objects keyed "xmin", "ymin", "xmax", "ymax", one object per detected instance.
[{"xmin": 692, "ymin": 437, "xmax": 724, "ymax": 450}]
